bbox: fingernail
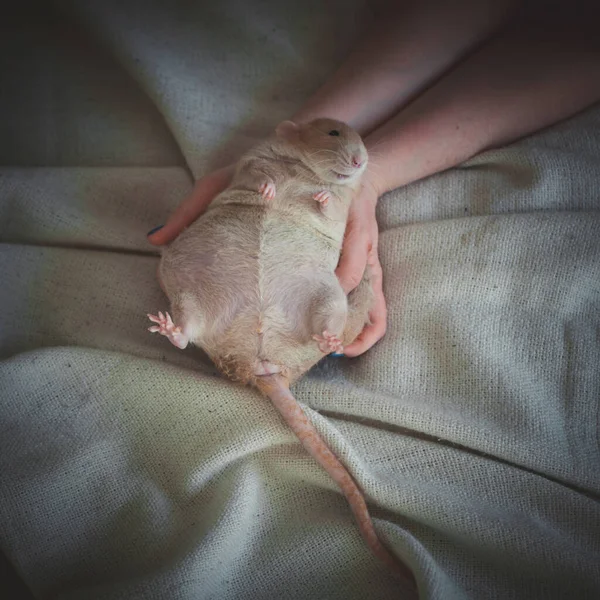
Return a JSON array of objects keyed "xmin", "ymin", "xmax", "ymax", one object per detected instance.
[
  {"xmin": 147, "ymin": 225, "xmax": 163, "ymax": 236},
  {"xmin": 330, "ymin": 353, "xmax": 345, "ymax": 357}
]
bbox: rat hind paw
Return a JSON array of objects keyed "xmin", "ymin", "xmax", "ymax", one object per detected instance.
[
  {"xmin": 313, "ymin": 190, "xmax": 332, "ymax": 207},
  {"xmin": 147, "ymin": 311, "xmax": 189, "ymax": 349},
  {"xmin": 312, "ymin": 330, "xmax": 343, "ymax": 354},
  {"xmin": 259, "ymin": 181, "xmax": 276, "ymax": 200}
]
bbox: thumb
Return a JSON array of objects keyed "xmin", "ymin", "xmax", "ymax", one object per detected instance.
[{"xmin": 335, "ymin": 228, "xmax": 369, "ymax": 294}]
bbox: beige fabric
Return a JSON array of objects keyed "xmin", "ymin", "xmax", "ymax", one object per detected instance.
[{"xmin": 1, "ymin": 1, "xmax": 599, "ymax": 598}]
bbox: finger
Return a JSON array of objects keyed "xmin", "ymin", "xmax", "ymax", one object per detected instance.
[
  {"xmin": 343, "ymin": 250, "xmax": 387, "ymax": 357},
  {"xmin": 366, "ymin": 243, "xmax": 384, "ymax": 297},
  {"xmin": 335, "ymin": 229, "xmax": 369, "ymax": 294},
  {"xmin": 343, "ymin": 290, "xmax": 387, "ymax": 357},
  {"xmin": 148, "ymin": 164, "xmax": 235, "ymax": 246}
]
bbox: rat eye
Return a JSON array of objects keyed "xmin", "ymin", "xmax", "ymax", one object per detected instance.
[{"xmin": 328, "ymin": 130, "xmax": 340, "ymax": 136}]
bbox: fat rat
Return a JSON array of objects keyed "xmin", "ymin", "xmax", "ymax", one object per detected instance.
[{"xmin": 148, "ymin": 118, "xmax": 413, "ymax": 583}]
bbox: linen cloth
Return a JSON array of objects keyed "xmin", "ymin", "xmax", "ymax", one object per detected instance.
[{"xmin": 1, "ymin": 1, "xmax": 599, "ymax": 598}]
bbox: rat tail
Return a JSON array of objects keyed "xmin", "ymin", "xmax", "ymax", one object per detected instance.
[{"xmin": 255, "ymin": 374, "xmax": 414, "ymax": 585}]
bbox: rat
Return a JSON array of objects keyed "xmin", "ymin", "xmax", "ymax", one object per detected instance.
[{"xmin": 148, "ymin": 118, "xmax": 414, "ymax": 585}]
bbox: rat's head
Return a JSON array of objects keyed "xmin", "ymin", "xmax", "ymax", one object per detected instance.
[{"xmin": 275, "ymin": 118, "xmax": 368, "ymax": 185}]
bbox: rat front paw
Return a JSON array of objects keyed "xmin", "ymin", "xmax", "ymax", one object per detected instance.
[
  {"xmin": 313, "ymin": 190, "xmax": 332, "ymax": 207},
  {"xmin": 259, "ymin": 181, "xmax": 276, "ymax": 200},
  {"xmin": 312, "ymin": 330, "xmax": 343, "ymax": 354},
  {"xmin": 147, "ymin": 311, "xmax": 189, "ymax": 349}
]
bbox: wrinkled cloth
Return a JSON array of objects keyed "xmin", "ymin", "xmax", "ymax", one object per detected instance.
[{"xmin": 1, "ymin": 1, "xmax": 599, "ymax": 598}]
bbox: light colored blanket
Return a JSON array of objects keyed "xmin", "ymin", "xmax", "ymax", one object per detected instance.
[{"xmin": 1, "ymin": 1, "xmax": 599, "ymax": 598}]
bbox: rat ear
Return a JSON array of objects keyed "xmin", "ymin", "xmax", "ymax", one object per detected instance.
[{"xmin": 275, "ymin": 120, "xmax": 300, "ymax": 140}]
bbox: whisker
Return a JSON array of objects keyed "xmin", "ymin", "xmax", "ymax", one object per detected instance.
[{"xmin": 366, "ymin": 142, "xmax": 387, "ymax": 156}]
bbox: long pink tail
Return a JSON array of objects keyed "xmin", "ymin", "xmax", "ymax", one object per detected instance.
[{"xmin": 256, "ymin": 374, "xmax": 415, "ymax": 586}]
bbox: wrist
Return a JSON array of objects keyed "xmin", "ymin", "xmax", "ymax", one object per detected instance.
[{"xmin": 361, "ymin": 168, "xmax": 383, "ymax": 206}]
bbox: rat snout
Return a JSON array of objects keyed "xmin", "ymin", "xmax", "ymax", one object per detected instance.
[{"xmin": 351, "ymin": 156, "xmax": 363, "ymax": 168}]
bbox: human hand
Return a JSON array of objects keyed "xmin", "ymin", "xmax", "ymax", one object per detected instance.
[
  {"xmin": 336, "ymin": 178, "xmax": 387, "ymax": 357},
  {"xmin": 147, "ymin": 164, "xmax": 235, "ymax": 246}
]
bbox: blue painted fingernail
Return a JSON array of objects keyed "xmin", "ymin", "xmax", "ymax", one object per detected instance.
[
  {"xmin": 147, "ymin": 225, "xmax": 163, "ymax": 236},
  {"xmin": 331, "ymin": 353, "xmax": 345, "ymax": 357}
]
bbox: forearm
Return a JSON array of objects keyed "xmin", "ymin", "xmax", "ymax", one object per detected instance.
[
  {"xmin": 364, "ymin": 12, "xmax": 600, "ymax": 194},
  {"xmin": 291, "ymin": 0, "xmax": 518, "ymax": 136}
]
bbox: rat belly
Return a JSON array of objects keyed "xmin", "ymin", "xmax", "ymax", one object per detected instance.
[{"xmin": 160, "ymin": 205, "xmax": 344, "ymax": 384}]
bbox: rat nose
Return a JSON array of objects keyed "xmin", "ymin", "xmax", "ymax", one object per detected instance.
[{"xmin": 351, "ymin": 156, "xmax": 363, "ymax": 168}]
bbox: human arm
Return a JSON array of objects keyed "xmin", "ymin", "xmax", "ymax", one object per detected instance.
[
  {"xmin": 148, "ymin": 0, "xmax": 515, "ymax": 247},
  {"xmin": 318, "ymin": 3, "xmax": 600, "ymax": 356},
  {"xmin": 361, "ymin": 5, "xmax": 600, "ymax": 197}
]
